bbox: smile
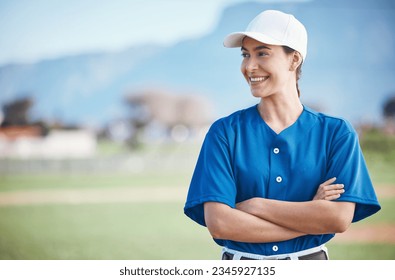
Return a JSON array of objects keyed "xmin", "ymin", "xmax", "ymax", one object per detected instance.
[{"xmin": 249, "ymin": 76, "xmax": 269, "ymax": 83}]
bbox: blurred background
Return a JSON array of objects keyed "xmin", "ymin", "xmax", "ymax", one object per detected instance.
[{"xmin": 0, "ymin": 0, "xmax": 394, "ymax": 259}]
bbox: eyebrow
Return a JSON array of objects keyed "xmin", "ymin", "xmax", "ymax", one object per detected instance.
[{"xmin": 241, "ymin": 45, "xmax": 272, "ymax": 52}]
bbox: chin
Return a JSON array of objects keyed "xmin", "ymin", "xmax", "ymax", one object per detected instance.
[{"xmin": 250, "ymin": 89, "xmax": 269, "ymax": 98}]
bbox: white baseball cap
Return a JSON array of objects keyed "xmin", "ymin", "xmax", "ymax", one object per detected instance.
[{"xmin": 223, "ymin": 10, "xmax": 308, "ymax": 61}]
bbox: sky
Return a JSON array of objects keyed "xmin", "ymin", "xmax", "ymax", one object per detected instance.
[{"xmin": 0, "ymin": 0, "xmax": 308, "ymax": 65}]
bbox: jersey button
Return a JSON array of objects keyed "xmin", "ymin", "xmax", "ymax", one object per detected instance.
[
  {"xmin": 276, "ymin": 176, "xmax": 282, "ymax": 183},
  {"xmin": 272, "ymin": 245, "xmax": 278, "ymax": 252},
  {"xmin": 273, "ymin": 148, "xmax": 280, "ymax": 154}
]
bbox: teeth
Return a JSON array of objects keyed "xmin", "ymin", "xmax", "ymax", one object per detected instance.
[{"xmin": 250, "ymin": 76, "xmax": 268, "ymax": 82}]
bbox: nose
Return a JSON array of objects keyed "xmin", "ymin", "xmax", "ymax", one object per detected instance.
[{"xmin": 244, "ymin": 56, "xmax": 258, "ymax": 73}]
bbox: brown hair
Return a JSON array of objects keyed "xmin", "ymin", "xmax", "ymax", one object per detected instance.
[{"xmin": 282, "ymin": 46, "xmax": 303, "ymax": 97}]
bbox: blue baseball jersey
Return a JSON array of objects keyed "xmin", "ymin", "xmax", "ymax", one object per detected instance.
[{"xmin": 184, "ymin": 104, "xmax": 381, "ymax": 255}]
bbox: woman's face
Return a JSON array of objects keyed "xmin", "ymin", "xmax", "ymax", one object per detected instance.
[{"xmin": 241, "ymin": 37, "xmax": 295, "ymax": 98}]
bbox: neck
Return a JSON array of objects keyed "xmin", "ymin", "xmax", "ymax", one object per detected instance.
[{"xmin": 258, "ymin": 92, "xmax": 303, "ymax": 134}]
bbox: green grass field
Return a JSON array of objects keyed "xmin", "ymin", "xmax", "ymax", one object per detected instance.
[
  {"xmin": 0, "ymin": 196, "xmax": 394, "ymax": 260},
  {"xmin": 0, "ymin": 133, "xmax": 394, "ymax": 260},
  {"xmin": 0, "ymin": 202, "xmax": 218, "ymax": 260}
]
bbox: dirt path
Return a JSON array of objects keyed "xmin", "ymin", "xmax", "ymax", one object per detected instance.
[
  {"xmin": 0, "ymin": 184, "xmax": 394, "ymax": 244},
  {"xmin": 0, "ymin": 184, "xmax": 393, "ymax": 207},
  {"xmin": 0, "ymin": 186, "xmax": 187, "ymax": 206},
  {"xmin": 333, "ymin": 224, "xmax": 395, "ymax": 244},
  {"xmin": 375, "ymin": 185, "xmax": 395, "ymax": 198}
]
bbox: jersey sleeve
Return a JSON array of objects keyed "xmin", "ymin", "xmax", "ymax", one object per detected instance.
[
  {"xmin": 184, "ymin": 120, "xmax": 237, "ymax": 227},
  {"xmin": 326, "ymin": 124, "xmax": 381, "ymax": 222}
]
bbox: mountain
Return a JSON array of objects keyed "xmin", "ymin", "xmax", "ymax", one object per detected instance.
[
  {"xmin": 0, "ymin": 44, "xmax": 165, "ymax": 126},
  {"xmin": 1, "ymin": 0, "xmax": 394, "ymax": 127}
]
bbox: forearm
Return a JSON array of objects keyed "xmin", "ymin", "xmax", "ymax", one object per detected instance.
[
  {"xmin": 204, "ymin": 202, "xmax": 305, "ymax": 243},
  {"xmin": 238, "ymin": 198, "xmax": 355, "ymax": 234}
]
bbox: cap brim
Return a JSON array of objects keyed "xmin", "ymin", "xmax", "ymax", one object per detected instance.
[{"xmin": 223, "ymin": 32, "xmax": 283, "ymax": 48}]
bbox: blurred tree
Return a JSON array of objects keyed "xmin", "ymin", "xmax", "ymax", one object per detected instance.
[
  {"xmin": 1, "ymin": 96, "xmax": 50, "ymax": 136},
  {"xmin": 1, "ymin": 97, "xmax": 33, "ymax": 127},
  {"xmin": 123, "ymin": 93, "xmax": 152, "ymax": 149},
  {"xmin": 383, "ymin": 96, "xmax": 395, "ymax": 119},
  {"xmin": 383, "ymin": 95, "xmax": 395, "ymax": 135}
]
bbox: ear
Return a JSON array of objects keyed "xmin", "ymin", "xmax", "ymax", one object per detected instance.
[{"xmin": 289, "ymin": 51, "xmax": 303, "ymax": 71}]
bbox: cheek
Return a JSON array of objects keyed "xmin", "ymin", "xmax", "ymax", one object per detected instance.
[{"xmin": 240, "ymin": 62, "xmax": 248, "ymax": 80}]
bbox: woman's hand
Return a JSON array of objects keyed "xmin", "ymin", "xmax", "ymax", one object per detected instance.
[
  {"xmin": 237, "ymin": 177, "xmax": 344, "ymax": 217},
  {"xmin": 237, "ymin": 177, "xmax": 345, "ymax": 213},
  {"xmin": 313, "ymin": 177, "xmax": 344, "ymax": 201},
  {"xmin": 236, "ymin": 197, "xmax": 262, "ymax": 216}
]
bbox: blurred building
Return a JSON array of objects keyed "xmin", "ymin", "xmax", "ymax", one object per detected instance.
[
  {"xmin": 117, "ymin": 88, "xmax": 214, "ymax": 145},
  {"xmin": 0, "ymin": 126, "xmax": 97, "ymax": 159}
]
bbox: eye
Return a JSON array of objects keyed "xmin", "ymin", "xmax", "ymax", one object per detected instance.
[
  {"xmin": 258, "ymin": 52, "xmax": 269, "ymax": 57},
  {"xmin": 241, "ymin": 52, "xmax": 250, "ymax": 58}
]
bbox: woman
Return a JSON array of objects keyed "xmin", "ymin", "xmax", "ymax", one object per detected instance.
[{"xmin": 184, "ymin": 10, "xmax": 380, "ymax": 260}]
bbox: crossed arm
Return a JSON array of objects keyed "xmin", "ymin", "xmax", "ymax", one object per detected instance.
[{"xmin": 204, "ymin": 177, "xmax": 355, "ymax": 243}]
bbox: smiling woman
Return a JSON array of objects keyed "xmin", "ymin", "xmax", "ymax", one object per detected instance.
[
  {"xmin": 239, "ymin": 39, "xmax": 302, "ymax": 105},
  {"xmin": 184, "ymin": 9, "xmax": 381, "ymax": 261}
]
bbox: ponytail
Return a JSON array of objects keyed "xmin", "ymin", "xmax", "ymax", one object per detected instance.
[{"xmin": 282, "ymin": 46, "xmax": 303, "ymax": 97}]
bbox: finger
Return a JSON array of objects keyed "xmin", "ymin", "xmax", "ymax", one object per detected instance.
[
  {"xmin": 324, "ymin": 189, "xmax": 345, "ymax": 196},
  {"xmin": 324, "ymin": 193, "xmax": 342, "ymax": 201},
  {"xmin": 320, "ymin": 177, "xmax": 337, "ymax": 186},
  {"xmin": 321, "ymin": 183, "xmax": 344, "ymax": 191},
  {"xmin": 330, "ymin": 184, "xmax": 345, "ymax": 190}
]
